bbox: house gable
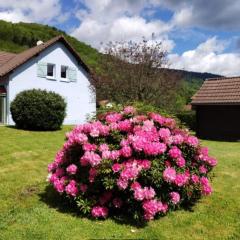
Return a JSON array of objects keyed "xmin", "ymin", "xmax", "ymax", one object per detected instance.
[{"xmin": 0, "ymin": 35, "xmax": 90, "ymax": 78}]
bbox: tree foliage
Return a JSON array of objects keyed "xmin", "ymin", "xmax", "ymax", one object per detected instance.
[{"xmin": 92, "ymin": 39, "xmax": 182, "ymax": 112}]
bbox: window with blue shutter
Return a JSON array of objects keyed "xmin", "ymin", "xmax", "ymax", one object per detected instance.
[
  {"xmin": 67, "ymin": 67, "xmax": 77, "ymax": 82},
  {"xmin": 37, "ymin": 62, "xmax": 47, "ymax": 78}
]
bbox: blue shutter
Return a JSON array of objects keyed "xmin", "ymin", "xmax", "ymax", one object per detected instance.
[
  {"xmin": 37, "ymin": 62, "xmax": 47, "ymax": 78},
  {"xmin": 67, "ymin": 67, "xmax": 77, "ymax": 82}
]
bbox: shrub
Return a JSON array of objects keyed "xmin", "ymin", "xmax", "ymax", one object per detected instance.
[
  {"xmin": 47, "ymin": 106, "xmax": 217, "ymax": 221},
  {"xmin": 177, "ymin": 111, "xmax": 196, "ymax": 131},
  {"xmin": 96, "ymin": 101, "xmax": 175, "ymax": 120},
  {"xmin": 11, "ymin": 89, "xmax": 66, "ymax": 130}
]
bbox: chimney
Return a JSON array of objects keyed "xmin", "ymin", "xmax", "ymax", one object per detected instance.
[{"xmin": 36, "ymin": 40, "xmax": 44, "ymax": 46}]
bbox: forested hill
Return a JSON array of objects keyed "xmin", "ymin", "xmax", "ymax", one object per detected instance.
[
  {"xmin": 0, "ymin": 20, "xmax": 100, "ymax": 69},
  {"xmin": 0, "ymin": 20, "xmax": 222, "ymax": 83}
]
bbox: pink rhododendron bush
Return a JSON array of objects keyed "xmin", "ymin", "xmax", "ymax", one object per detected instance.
[{"xmin": 47, "ymin": 106, "xmax": 217, "ymax": 221}]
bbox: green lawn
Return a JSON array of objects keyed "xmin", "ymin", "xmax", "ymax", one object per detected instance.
[{"xmin": 0, "ymin": 126, "xmax": 239, "ymax": 240}]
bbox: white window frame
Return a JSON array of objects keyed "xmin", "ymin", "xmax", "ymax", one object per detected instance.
[
  {"xmin": 46, "ymin": 63, "xmax": 56, "ymax": 80},
  {"xmin": 60, "ymin": 65, "xmax": 69, "ymax": 82}
]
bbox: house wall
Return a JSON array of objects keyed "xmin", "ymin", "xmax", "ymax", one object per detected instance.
[
  {"xmin": 196, "ymin": 105, "xmax": 240, "ymax": 140},
  {"xmin": 8, "ymin": 42, "xmax": 96, "ymax": 125}
]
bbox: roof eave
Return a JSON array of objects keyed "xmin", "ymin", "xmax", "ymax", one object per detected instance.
[
  {"xmin": 191, "ymin": 102, "xmax": 240, "ymax": 106},
  {"xmin": 0, "ymin": 35, "xmax": 91, "ymax": 77}
]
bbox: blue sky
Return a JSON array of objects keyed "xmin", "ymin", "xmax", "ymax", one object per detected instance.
[{"xmin": 0, "ymin": 0, "xmax": 240, "ymax": 76}]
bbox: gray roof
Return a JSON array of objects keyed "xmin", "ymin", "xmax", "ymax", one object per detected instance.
[{"xmin": 191, "ymin": 77, "xmax": 240, "ymax": 105}]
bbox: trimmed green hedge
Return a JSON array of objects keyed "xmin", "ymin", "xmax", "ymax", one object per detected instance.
[{"xmin": 10, "ymin": 89, "xmax": 66, "ymax": 130}]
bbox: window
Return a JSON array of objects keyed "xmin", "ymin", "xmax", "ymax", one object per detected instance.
[
  {"xmin": 61, "ymin": 65, "xmax": 68, "ymax": 79},
  {"xmin": 47, "ymin": 63, "xmax": 55, "ymax": 78}
]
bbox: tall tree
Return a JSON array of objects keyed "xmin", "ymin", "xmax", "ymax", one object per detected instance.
[{"xmin": 93, "ymin": 39, "xmax": 182, "ymax": 111}]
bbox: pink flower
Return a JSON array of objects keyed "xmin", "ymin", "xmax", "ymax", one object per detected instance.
[
  {"xmin": 117, "ymin": 178, "xmax": 128, "ymax": 190},
  {"xmin": 200, "ymin": 176, "xmax": 210, "ymax": 186},
  {"xmin": 144, "ymin": 212, "xmax": 154, "ymax": 221},
  {"xmin": 169, "ymin": 146, "xmax": 182, "ymax": 159},
  {"xmin": 54, "ymin": 149, "xmax": 65, "ymax": 165},
  {"xmin": 76, "ymin": 133, "xmax": 88, "ymax": 144},
  {"xmin": 131, "ymin": 182, "xmax": 141, "ymax": 190},
  {"xmin": 109, "ymin": 150, "xmax": 120, "ymax": 160},
  {"xmin": 48, "ymin": 162, "xmax": 57, "ymax": 172},
  {"xmin": 66, "ymin": 164, "xmax": 78, "ymax": 175},
  {"xmin": 191, "ymin": 174, "xmax": 200, "ymax": 184},
  {"xmin": 65, "ymin": 180, "xmax": 78, "ymax": 197},
  {"xmin": 134, "ymin": 187, "xmax": 145, "ymax": 201},
  {"xmin": 48, "ymin": 173, "xmax": 58, "ymax": 184},
  {"xmin": 91, "ymin": 206, "xmax": 108, "ymax": 218},
  {"xmin": 98, "ymin": 124, "xmax": 110, "ymax": 136},
  {"xmin": 176, "ymin": 157, "xmax": 186, "ymax": 168},
  {"xmin": 149, "ymin": 113, "xmax": 165, "ymax": 125},
  {"xmin": 142, "ymin": 199, "xmax": 167, "ymax": 220},
  {"xmin": 123, "ymin": 106, "xmax": 136, "ymax": 115},
  {"xmin": 139, "ymin": 159, "xmax": 151, "ymax": 170},
  {"xmin": 99, "ymin": 144, "xmax": 109, "ymax": 152},
  {"xmin": 172, "ymin": 134, "xmax": 184, "ymax": 145},
  {"xmin": 202, "ymin": 184, "xmax": 212, "ymax": 195},
  {"xmin": 90, "ymin": 128, "xmax": 100, "ymax": 137},
  {"xmin": 109, "ymin": 122, "xmax": 118, "ymax": 130},
  {"xmin": 199, "ymin": 165, "xmax": 207, "ymax": 174},
  {"xmin": 89, "ymin": 168, "xmax": 97, "ymax": 183},
  {"xmin": 130, "ymin": 135, "xmax": 147, "ymax": 151},
  {"xmin": 159, "ymin": 128, "xmax": 171, "ymax": 140},
  {"xmin": 200, "ymin": 177, "xmax": 212, "ymax": 195},
  {"xmin": 160, "ymin": 203, "xmax": 168, "ymax": 213},
  {"xmin": 198, "ymin": 147, "xmax": 209, "ymax": 157},
  {"xmin": 185, "ymin": 136, "xmax": 199, "ymax": 147},
  {"xmin": 55, "ymin": 168, "xmax": 65, "ymax": 177},
  {"xmin": 53, "ymin": 178, "xmax": 65, "ymax": 193},
  {"xmin": 112, "ymin": 163, "xmax": 122, "ymax": 173},
  {"xmin": 143, "ymin": 187, "xmax": 156, "ymax": 200},
  {"xmin": 120, "ymin": 146, "xmax": 132, "ymax": 158},
  {"xmin": 81, "ymin": 151, "xmax": 101, "ymax": 167},
  {"xmin": 105, "ymin": 113, "xmax": 122, "ymax": 123},
  {"xmin": 132, "ymin": 115, "xmax": 148, "ymax": 123},
  {"xmin": 80, "ymin": 183, "xmax": 88, "ymax": 193},
  {"xmin": 143, "ymin": 142, "xmax": 167, "ymax": 156},
  {"xmin": 206, "ymin": 157, "xmax": 218, "ymax": 167},
  {"xmin": 165, "ymin": 160, "xmax": 172, "ymax": 167},
  {"xmin": 120, "ymin": 139, "xmax": 130, "ymax": 147},
  {"xmin": 163, "ymin": 167, "xmax": 176, "ymax": 182},
  {"xmin": 102, "ymin": 150, "xmax": 111, "ymax": 159},
  {"xmin": 118, "ymin": 119, "xmax": 132, "ymax": 132},
  {"xmin": 175, "ymin": 173, "xmax": 189, "ymax": 187},
  {"xmin": 112, "ymin": 198, "xmax": 123, "ymax": 208},
  {"xmin": 120, "ymin": 164, "xmax": 140, "ymax": 180},
  {"xmin": 83, "ymin": 143, "xmax": 97, "ymax": 151},
  {"xmin": 170, "ymin": 192, "xmax": 180, "ymax": 204},
  {"xmin": 163, "ymin": 118, "xmax": 176, "ymax": 129}
]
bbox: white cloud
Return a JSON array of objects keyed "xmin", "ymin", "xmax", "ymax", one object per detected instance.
[
  {"xmin": 171, "ymin": 7, "xmax": 193, "ymax": 27},
  {"xmin": 169, "ymin": 37, "xmax": 240, "ymax": 76},
  {"xmin": 0, "ymin": 0, "xmax": 65, "ymax": 23},
  {"xmin": 0, "ymin": 9, "xmax": 29, "ymax": 23},
  {"xmin": 72, "ymin": 0, "xmax": 174, "ymax": 50},
  {"xmin": 158, "ymin": 0, "xmax": 240, "ymax": 30}
]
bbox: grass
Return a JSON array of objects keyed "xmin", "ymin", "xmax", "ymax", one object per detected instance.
[{"xmin": 0, "ymin": 126, "xmax": 239, "ymax": 240}]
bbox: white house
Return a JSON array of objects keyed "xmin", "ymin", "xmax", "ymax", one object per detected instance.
[{"xmin": 0, "ymin": 35, "xmax": 96, "ymax": 125}]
